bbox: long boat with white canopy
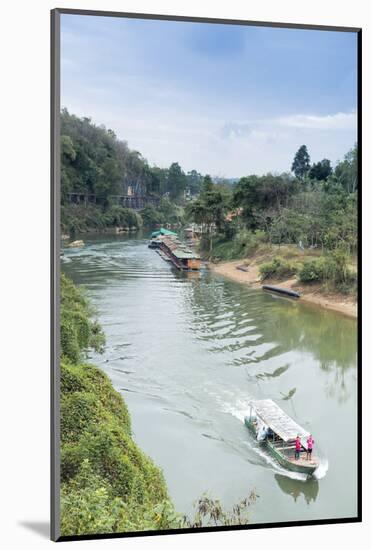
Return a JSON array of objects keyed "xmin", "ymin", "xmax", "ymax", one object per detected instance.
[{"xmin": 245, "ymin": 399, "xmax": 319, "ymax": 476}]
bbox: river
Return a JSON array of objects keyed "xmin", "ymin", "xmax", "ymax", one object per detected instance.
[{"xmin": 62, "ymin": 233, "xmax": 358, "ymax": 525}]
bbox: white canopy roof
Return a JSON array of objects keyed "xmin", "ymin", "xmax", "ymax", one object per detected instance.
[{"xmin": 249, "ymin": 399, "xmax": 310, "ymax": 442}]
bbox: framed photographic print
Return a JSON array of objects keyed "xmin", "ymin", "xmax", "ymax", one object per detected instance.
[{"xmin": 51, "ymin": 8, "xmax": 361, "ymax": 542}]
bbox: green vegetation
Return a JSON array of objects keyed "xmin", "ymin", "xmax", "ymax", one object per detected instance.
[
  {"xmin": 291, "ymin": 144, "xmax": 311, "ymax": 179},
  {"xmin": 259, "ymin": 257, "xmax": 298, "ymax": 281},
  {"xmin": 298, "ymin": 258, "xmax": 326, "ymax": 283},
  {"xmin": 185, "ymin": 144, "xmax": 358, "ymax": 295},
  {"xmin": 209, "ymin": 230, "xmax": 267, "ymax": 261},
  {"xmin": 60, "ymin": 110, "xmax": 202, "ymax": 235},
  {"xmin": 60, "ymin": 108, "xmax": 357, "ymax": 295},
  {"xmin": 60, "ymin": 274, "xmax": 181, "ymax": 535},
  {"xmin": 60, "ymin": 360, "xmax": 180, "ymax": 535},
  {"xmin": 61, "ymin": 274, "xmax": 105, "ymax": 363},
  {"xmin": 183, "ymin": 491, "xmax": 258, "ymax": 528},
  {"xmin": 139, "ymin": 199, "xmax": 185, "ymax": 228},
  {"xmin": 298, "ymin": 250, "xmax": 356, "ymax": 293},
  {"xmin": 60, "ymin": 274, "xmax": 256, "ymax": 535}
]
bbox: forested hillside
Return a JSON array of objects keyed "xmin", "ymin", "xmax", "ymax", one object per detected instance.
[
  {"xmin": 186, "ymin": 144, "xmax": 358, "ymax": 294},
  {"xmin": 60, "ymin": 110, "xmax": 202, "ymax": 234},
  {"xmin": 60, "ymin": 110, "xmax": 358, "ymax": 295}
]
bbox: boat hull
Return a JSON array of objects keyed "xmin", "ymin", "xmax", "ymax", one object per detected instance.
[
  {"xmin": 266, "ymin": 441, "xmax": 317, "ymax": 475},
  {"xmin": 262, "ymin": 285, "xmax": 300, "ymax": 298},
  {"xmin": 244, "ymin": 417, "xmax": 317, "ymax": 476}
]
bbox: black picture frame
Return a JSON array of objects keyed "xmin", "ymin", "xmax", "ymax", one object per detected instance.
[{"xmin": 51, "ymin": 8, "xmax": 362, "ymax": 542}]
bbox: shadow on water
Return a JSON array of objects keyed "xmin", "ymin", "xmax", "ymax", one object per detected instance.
[
  {"xmin": 186, "ymin": 275, "xmax": 357, "ymax": 402},
  {"xmin": 274, "ymin": 474, "xmax": 319, "ymax": 505},
  {"xmin": 279, "ymin": 387, "xmax": 297, "ymax": 400},
  {"xmin": 256, "ymin": 364, "xmax": 290, "ymax": 380},
  {"xmin": 62, "ymin": 236, "xmax": 357, "ymax": 521}
]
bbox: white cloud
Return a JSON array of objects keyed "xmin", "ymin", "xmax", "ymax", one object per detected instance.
[
  {"xmin": 276, "ymin": 111, "xmax": 357, "ymax": 130},
  {"xmin": 62, "ymin": 80, "xmax": 357, "ymax": 176}
]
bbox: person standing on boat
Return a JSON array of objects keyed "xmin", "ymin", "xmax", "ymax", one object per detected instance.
[
  {"xmin": 306, "ymin": 435, "xmax": 314, "ymax": 460},
  {"xmin": 295, "ymin": 435, "xmax": 301, "ymax": 460}
]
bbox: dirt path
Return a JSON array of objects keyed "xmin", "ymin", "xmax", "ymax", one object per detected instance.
[{"xmin": 207, "ymin": 260, "xmax": 357, "ymax": 319}]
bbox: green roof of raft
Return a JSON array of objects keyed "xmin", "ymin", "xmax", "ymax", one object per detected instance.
[{"xmin": 151, "ymin": 228, "xmax": 178, "ymax": 238}]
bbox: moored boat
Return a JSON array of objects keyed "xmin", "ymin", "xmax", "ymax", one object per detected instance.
[
  {"xmin": 148, "ymin": 228, "xmax": 178, "ymax": 249},
  {"xmin": 244, "ymin": 399, "xmax": 319, "ymax": 476},
  {"xmin": 149, "ymin": 232, "xmax": 201, "ymax": 271},
  {"xmin": 262, "ymin": 285, "xmax": 300, "ymax": 298}
]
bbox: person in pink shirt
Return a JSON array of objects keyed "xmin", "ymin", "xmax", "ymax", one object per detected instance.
[
  {"xmin": 295, "ymin": 435, "xmax": 301, "ymax": 460},
  {"xmin": 306, "ymin": 435, "xmax": 314, "ymax": 460}
]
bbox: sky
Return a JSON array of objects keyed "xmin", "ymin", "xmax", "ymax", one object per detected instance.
[{"xmin": 61, "ymin": 14, "xmax": 358, "ymax": 178}]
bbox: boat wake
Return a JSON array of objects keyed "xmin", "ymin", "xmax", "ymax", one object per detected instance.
[
  {"xmin": 313, "ymin": 458, "xmax": 329, "ymax": 480},
  {"xmin": 221, "ymin": 400, "xmax": 327, "ymax": 481},
  {"xmin": 221, "ymin": 398, "xmax": 252, "ymax": 423},
  {"xmin": 248, "ymin": 441, "xmax": 308, "ymax": 481}
]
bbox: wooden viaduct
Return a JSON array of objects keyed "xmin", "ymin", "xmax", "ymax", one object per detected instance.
[{"xmin": 66, "ymin": 193, "xmax": 160, "ymax": 210}]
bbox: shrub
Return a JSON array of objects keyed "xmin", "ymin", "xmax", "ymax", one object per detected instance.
[
  {"xmin": 158, "ymin": 198, "xmax": 185, "ymax": 226},
  {"xmin": 61, "ymin": 361, "xmax": 131, "ymax": 435},
  {"xmin": 61, "ymin": 204, "xmax": 106, "ymax": 236},
  {"xmin": 61, "ymin": 274, "xmax": 105, "ymax": 362},
  {"xmin": 299, "ymin": 258, "xmax": 326, "ymax": 283},
  {"xmin": 183, "ymin": 491, "xmax": 258, "ymax": 528},
  {"xmin": 60, "ymin": 459, "xmax": 126, "ymax": 536},
  {"xmin": 299, "ymin": 252, "xmax": 357, "ymax": 293},
  {"xmin": 61, "ymin": 458, "xmax": 183, "ymax": 536},
  {"xmin": 60, "ymin": 360, "xmax": 176, "ymax": 535},
  {"xmin": 140, "ymin": 205, "xmax": 165, "ymax": 227},
  {"xmin": 103, "ymin": 205, "xmax": 142, "ymax": 228},
  {"xmin": 259, "ymin": 257, "xmax": 298, "ymax": 280},
  {"xmin": 210, "ymin": 229, "xmax": 266, "ymax": 261}
]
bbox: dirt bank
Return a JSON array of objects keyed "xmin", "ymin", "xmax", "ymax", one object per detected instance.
[{"xmin": 207, "ymin": 259, "xmax": 357, "ymax": 320}]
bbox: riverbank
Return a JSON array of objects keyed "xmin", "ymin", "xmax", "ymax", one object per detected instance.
[
  {"xmin": 208, "ymin": 259, "xmax": 357, "ymax": 319},
  {"xmin": 60, "ymin": 360, "xmax": 180, "ymax": 536},
  {"xmin": 59, "ymin": 274, "xmax": 180, "ymax": 536},
  {"xmin": 62, "ymin": 236, "xmax": 358, "ymax": 526},
  {"xmin": 60, "ymin": 269, "xmax": 260, "ymax": 536}
]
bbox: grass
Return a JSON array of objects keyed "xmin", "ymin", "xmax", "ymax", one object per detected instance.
[{"xmin": 208, "ymin": 237, "xmax": 356, "ymax": 297}]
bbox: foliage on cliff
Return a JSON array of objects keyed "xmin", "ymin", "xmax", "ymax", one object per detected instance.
[
  {"xmin": 60, "ymin": 110, "xmax": 200, "ymax": 234},
  {"xmin": 59, "ymin": 274, "xmax": 257, "ymax": 535},
  {"xmin": 60, "ymin": 275, "xmax": 180, "ymax": 536}
]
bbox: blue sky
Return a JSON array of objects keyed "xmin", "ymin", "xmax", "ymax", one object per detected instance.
[{"xmin": 61, "ymin": 14, "xmax": 358, "ymax": 177}]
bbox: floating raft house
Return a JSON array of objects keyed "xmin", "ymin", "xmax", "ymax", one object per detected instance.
[
  {"xmin": 150, "ymin": 228, "xmax": 178, "ymax": 238},
  {"xmin": 150, "ymin": 232, "xmax": 201, "ymax": 271}
]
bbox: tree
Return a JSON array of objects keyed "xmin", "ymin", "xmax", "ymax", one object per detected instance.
[
  {"xmin": 61, "ymin": 134, "xmax": 76, "ymax": 162},
  {"xmin": 186, "ymin": 176, "xmax": 227, "ymax": 252},
  {"xmin": 186, "ymin": 170, "xmax": 203, "ymax": 196},
  {"xmin": 233, "ymin": 174, "xmax": 297, "ymax": 229},
  {"xmin": 334, "ymin": 145, "xmax": 358, "ymax": 193},
  {"xmin": 60, "ymin": 109, "xmax": 160, "ymax": 204},
  {"xmin": 291, "ymin": 145, "xmax": 311, "ymax": 179},
  {"xmin": 167, "ymin": 162, "xmax": 187, "ymax": 200},
  {"xmin": 309, "ymin": 159, "xmax": 332, "ymax": 181},
  {"xmin": 140, "ymin": 204, "xmax": 165, "ymax": 227},
  {"xmin": 202, "ymin": 174, "xmax": 214, "ymax": 194},
  {"xmin": 150, "ymin": 166, "xmax": 168, "ymax": 195}
]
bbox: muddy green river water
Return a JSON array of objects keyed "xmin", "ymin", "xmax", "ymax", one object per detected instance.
[{"xmin": 62, "ymin": 234, "xmax": 358, "ymax": 525}]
